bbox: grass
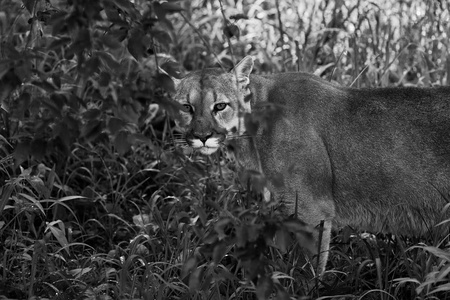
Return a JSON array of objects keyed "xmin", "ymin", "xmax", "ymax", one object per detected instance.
[
  {"xmin": 1, "ymin": 0, "xmax": 450, "ymax": 299},
  {"xmin": 2, "ymin": 142, "xmax": 449, "ymax": 299}
]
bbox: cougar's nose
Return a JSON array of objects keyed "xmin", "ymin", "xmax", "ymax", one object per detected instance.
[{"xmin": 193, "ymin": 132, "xmax": 212, "ymax": 144}]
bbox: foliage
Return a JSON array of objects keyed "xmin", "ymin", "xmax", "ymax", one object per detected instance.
[{"xmin": 0, "ymin": 0, "xmax": 450, "ymax": 299}]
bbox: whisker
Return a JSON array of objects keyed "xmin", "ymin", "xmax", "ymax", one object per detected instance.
[
  {"xmin": 173, "ymin": 141, "xmax": 189, "ymax": 146},
  {"xmin": 226, "ymin": 134, "xmax": 256, "ymax": 140}
]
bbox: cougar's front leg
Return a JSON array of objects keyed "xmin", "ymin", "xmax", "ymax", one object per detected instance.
[
  {"xmin": 315, "ymin": 219, "xmax": 332, "ymax": 275},
  {"xmin": 272, "ymin": 184, "xmax": 334, "ymax": 275},
  {"xmin": 276, "ymin": 160, "xmax": 335, "ymax": 275},
  {"xmin": 294, "ymin": 197, "xmax": 334, "ymax": 275}
]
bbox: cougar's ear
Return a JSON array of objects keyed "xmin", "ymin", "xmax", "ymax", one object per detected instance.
[
  {"xmin": 230, "ymin": 56, "xmax": 254, "ymax": 85},
  {"xmin": 171, "ymin": 77, "xmax": 181, "ymax": 90}
]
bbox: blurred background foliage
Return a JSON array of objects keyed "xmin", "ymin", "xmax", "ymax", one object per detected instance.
[{"xmin": 0, "ymin": 0, "xmax": 449, "ymax": 299}]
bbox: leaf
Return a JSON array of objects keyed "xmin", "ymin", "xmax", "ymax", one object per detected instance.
[
  {"xmin": 274, "ymin": 229, "xmax": 289, "ymax": 254},
  {"xmin": 83, "ymin": 108, "xmax": 101, "ymax": 120},
  {"xmin": 244, "ymin": 113, "xmax": 259, "ymax": 136},
  {"xmin": 108, "ymin": 27, "xmax": 128, "ymax": 42},
  {"xmin": 275, "ymin": 287, "xmax": 291, "ymax": 300},
  {"xmin": 22, "ymin": 0, "xmax": 34, "ymax": 13},
  {"xmin": 0, "ymin": 134, "xmax": 11, "ymax": 148},
  {"xmin": 0, "ymin": 60, "xmax": 12, "ymax": 80},
  {"xmin": 255, "ymin": 276, "xmax": 273, "ymax": 300},
  {"xmin": 154, "ymin": 73, "xmax": 177, "ymax": 94},
  {"xmin": 214, "ymin": 218, "xmax": 231, "ymax": 240},
  {"xmin": 188, "ymin": 267, "xmax": 203, "ymax": 292},
  {"xmin": 147, "ymin": 103, "xmax": 160, "ymax": 123},
  {"xmin": 313, "ymin": 62, "xmax": 335, "ymax": 77},
  {"xmin": 149, "ymin": 29, "xmax": 172, "ymax": 51},
  {"xmin": 153, "ymin": 2, "xmax": 173, "ymax": 30},
  {"xmin": 19, "ymin": 193, "xmax": 45, "ymax": 216},
  {"xmin": 0, "ymin": 184, "xmax": 14, "ymax": 215},
  {"xmin": 283, "ymin": 218, "xmax": 309, "ymax": 232},
  {"xmin": 421, "ymin": 246, "xmax": 450, "ymax": 261},
  {"xmin": 230, "ymin": 14, "xmax": 248, "ymax": 20},
  {"xmin": 117, "ymin": 102, "xmax": 141, "ymax": 124},
  {"xmin": 51, "ymin": 74, "xmax": 61, "ymax": 89},
  {"xmin": 202, "ymin": 230, "xmax": 218, "ymax": 244},
  {"xmin": 114, "ymin": 130, "xmax": 131, "ymax": 155},
  {"xmin": 160, "ymin": 2, "xmax": 184, "ymax": 12},
  {"xmin": 100, "ymin": 34, "xmax": 123, "ymax": 50},
  {"xmin": 40, "ymin": 96, "xmax": 62, "ymax": 117},
  {"xmin": 32, "ymin": 80, "xmax": 56, "ymax": 93},
  {"xmin": 66, "ymin": 29, "xmax": 92, "ymax": 57},
  {"xmin": 223, "ymin": 23, "xmax": 240, "ymax": 39},
  {"xmin": 127, "ymin": 29, "xmax": 146, "ymax": 60},
  {"xmin": 104, "ymin": 5, "xmax": 125, "ymax": 23},
  {"xmin": 436, "ymin": 264, "xmax": 450, "ymax": 282},
  {"xmin": 283, "ymin": 219, "xmax": 316, "ymax": 253},
  {"xmin": 3, "ymin": 43, "xmax": 21, "ymax": 60},
  {"xmin": 29, "ymin": 175, "xmax": 47, "ymax": 193},
  {"xmin": 99, "ymin": 71, "xmax": 111, "ymax": 87},
  {"xmin": 36, "ymin": 9, "xmax": 62, "ymax": 25},
  {"xmin": 132, "ymin": 214, "xmax": 151, "ymax": 228},
  {"xmin": 30, "ymin": 139, "xmax": 47, "ymax": 161},
  {"xmin": 49, "ymin": 13, "xmax": 68, "ymax": 36},
  {"xmin": 83, "ymin": 56, "xmax": 101, "ymax": 76},
  {"xmin": 97, "ymin": 51, "xmax": 121, "ymax": 72},
  {"xmin": 429, "ymin": 282, "xmax": 450, "ymax": 294},
  {"xmin": 68, "ymin": 267, "xmax": 93, "ymax": 279},
  {"xmin": 81, "ymin": 119, "xmax": 103, "ymax": 142},
  {"xmin": 112, "ymin": 0, "xmax": 140, "ymax": 19},
  {"xmin": 47, "ymin": 223, "xmax": 70, "ymax": 255},
  {"xmin": 193, "ymin": 205, "xmax": 207, "ymax": 226},
  {"xmin": 57, "ymin": 196, "xmax": 86, "ymax": 202},
  {"xmin": 13, "ymin": 141, "xmax": 30, "ymax": 165},
  {"xmin": 154, "ymin": 73, "xmax": 176, "ymax": 93},
  {"xmin": 247, "ymin": 224, "xmax": 262, "ymax": 242},
  {"xmin": 212, "ymin": 242, "xmax": 227, "ymax": 264},
  {"xmin": 108, "ymin": 117, "xmax": 125, "ymax": 133},
  {"xmin": 48, "ymin": 37, "xmax": 72, "ymax": 50},
  {"xmin": 160, "ymin": 61, "xmax": 182, "ymax": 79},
  {"xmin": 236, "ymin": 224, "xmax": 248, "ymax": 248},
  {"xmin": 181, "ymin": 256, "xmax": 197, "ymax": 278}
]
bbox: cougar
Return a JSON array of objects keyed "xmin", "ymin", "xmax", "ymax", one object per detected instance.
[{"xmin": 171, "ymin": 56, "xmax": 450, "ymax": 273}]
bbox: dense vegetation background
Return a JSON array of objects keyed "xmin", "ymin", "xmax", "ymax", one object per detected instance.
[{"xmin": 1, "ymin": 0, "xmax": 450, "ymax": 299}]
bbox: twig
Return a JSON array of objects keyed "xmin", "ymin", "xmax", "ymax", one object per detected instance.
[
  {"xmin": 275, "ymin": 0, "xmax": 286, "ymax": 71},
  {"xmin": 218, "ymin": 0, "xmax": 235, "ymax": 65},
  {"xmin": 179, "ymin": 12, "xmax": 223, "ymax": 69},
  {"xmin": 329, "ymin": 48, "xmax": 347, "ymax": 82}
]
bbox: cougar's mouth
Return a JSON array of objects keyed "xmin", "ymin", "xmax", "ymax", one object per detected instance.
[
  {"xmin": 198, "ymin": 146, "xmax": 219, "ymax": 155},
  {"xmin": 187, "ymin": 137, "xmax": 221, "ymax": 155}
]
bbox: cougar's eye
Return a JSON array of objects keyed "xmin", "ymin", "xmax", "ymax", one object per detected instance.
[
  {"xmin": 214, "ymin": 103, "xmax": 227, "ymax": 111},
  {"xmin": 182, "ymin": 104, "xmax": 192, "ymax": 113}
]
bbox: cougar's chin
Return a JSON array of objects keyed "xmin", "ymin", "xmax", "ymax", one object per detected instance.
[{"xmin": 199, "ymin": 146, "xmax": 219, "ymax": 155}]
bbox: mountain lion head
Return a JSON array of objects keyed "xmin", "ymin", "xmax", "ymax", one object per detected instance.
[{"xmin": 171, "ymin": 58, "xmax": 254, "ymax": 155}]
